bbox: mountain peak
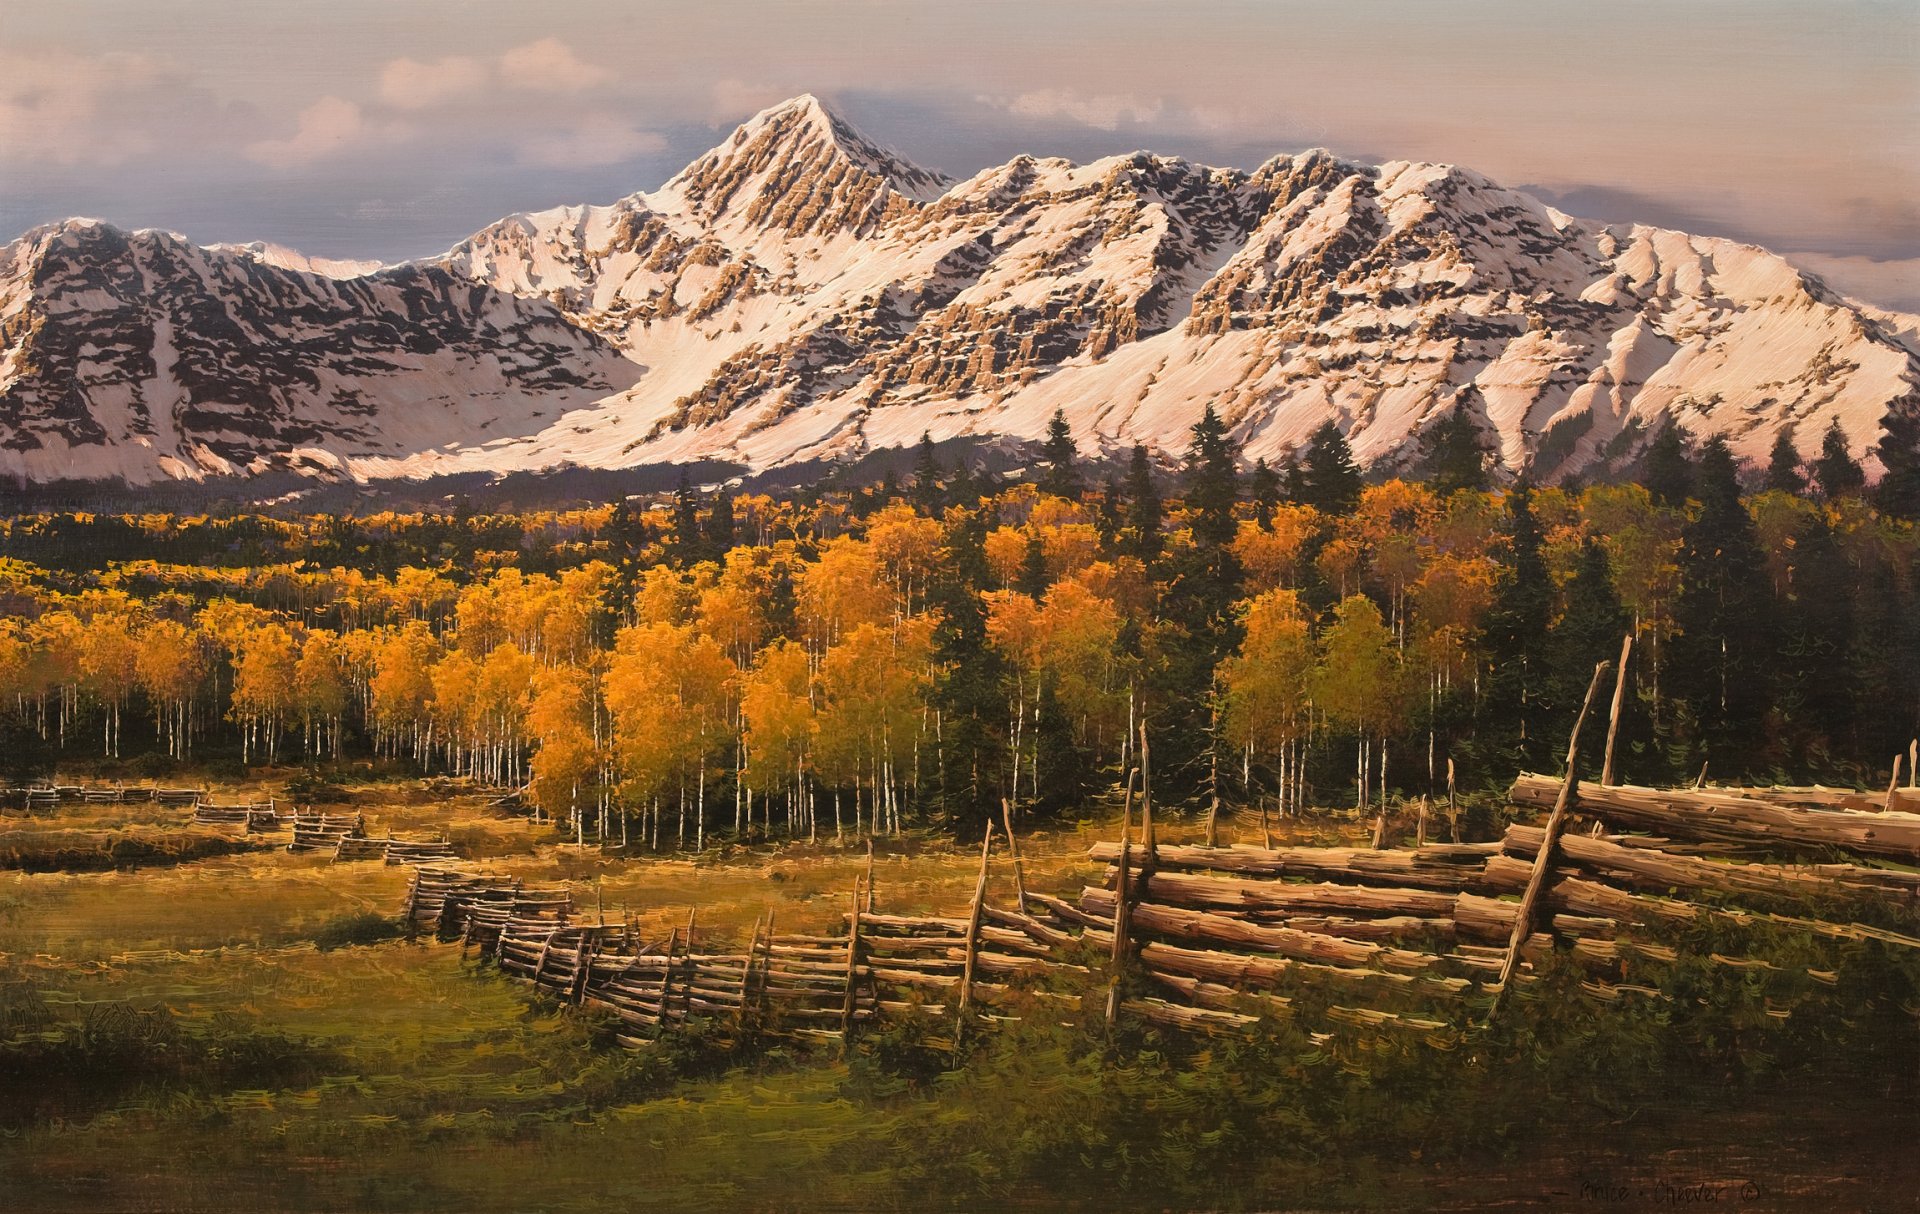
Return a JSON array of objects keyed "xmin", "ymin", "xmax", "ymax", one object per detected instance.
[{"xmin": 653, "ymin": 92, "xmax": 951, "ymax": 236}]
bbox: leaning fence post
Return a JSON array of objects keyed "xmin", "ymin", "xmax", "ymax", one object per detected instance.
[
  {"xmin": 1000, "ymin": 797, "xmax": 1027, "ymax": 913},
  {"xmin": 1489, "ymin": 660, "xmax": 1609, "ymax": 1020},
  {"xmin": 1600, "ymin": 634, "xmax": 1634, "ymax": 787},
  {"xmin": 956, "ymin": 821, "xmax": 995, "ymax": 1038},
  {"xmin": 840, "ymin": 878, "xmax": 865, "ymax": 1050},
  {"xmin": 1105, "ymin": 768, "xmax": 1138, "ymax": 1030},
  {"xmin": 738, "ymin": 914, "xmax": 764, "ymax": 1035}
]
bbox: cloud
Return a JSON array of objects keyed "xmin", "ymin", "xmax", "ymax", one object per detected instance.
[
  {"xmin": 517, "ymin": 113, "xmax": 667, "ymax": 169},
  {"xmin": 499, "ymin": 38, "xmax": 612, "ymax": 94},
  {"xmin": 0, "ymin": 49, "xmax": 236, "ymax": 168},
  {"xmin": 246, "ymin": 97, "xmax": 405, "ymax": 170},
  {"xmin": 1784, "ymin": 252, "xmax": 1920, "ymax": 315},
  {"xmin": 709, "ymin": 79, "xmax": 791, "ymax": 125},
  {"xmin": 997, "ymin": 89, "xmax": 1164, "ymax": 132},
  {"xmin": 380, "ymin": 56, "xmax": 487, "ymax": 110}
]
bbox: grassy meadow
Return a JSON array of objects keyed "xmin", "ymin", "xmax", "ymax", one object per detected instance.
[{"xmin": 2, "ymin": 780, "xmax": 1916, "ymax": 1212}]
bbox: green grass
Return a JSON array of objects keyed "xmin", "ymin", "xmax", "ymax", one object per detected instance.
[{"xmin": 1, "ymin": 783, "xmax": 1916, "ymax": 1211}]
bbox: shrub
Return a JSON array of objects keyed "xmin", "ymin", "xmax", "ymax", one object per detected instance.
[{"xmin": 311, "ymin": 910, "xmax": 402, "ymax": 951}]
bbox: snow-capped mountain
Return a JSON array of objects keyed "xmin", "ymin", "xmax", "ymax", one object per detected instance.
[{"xmin": 5, "ymin": 95, "xmax": 1917, "ymax": 486}]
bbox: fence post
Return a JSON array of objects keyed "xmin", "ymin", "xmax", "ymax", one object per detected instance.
[
  {"xmin": 956, "ymin": 822, "xmax": 995, "ymax": 1037},
  {"xmin": 1601, "ymin": 634, "xmax": 1634, "ymax": 787},
  {"xmin": 1000, "ymin": 797, "xmax": 1027, "ymax": 914},
  {"xmin": 1490, "ymin": 661, "xmax": 1609, "ymax": 1019},
  {"xmin": 1105, "ymin": 768, "xmax": 1138, "ymax": 1030},
  {"xmin": 841, "ymin": 879, "xmax": 865, "ymax": 1049}
]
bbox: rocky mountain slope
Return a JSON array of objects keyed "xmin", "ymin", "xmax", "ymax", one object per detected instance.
[{"xmin": 5, "ymin": 94, "xmax": 1916, "ymax": 485}]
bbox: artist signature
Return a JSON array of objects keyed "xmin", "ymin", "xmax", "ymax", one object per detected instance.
[{"xmin": 1579, "ymin": 1179, "xmax": 1765, "ymax": 1204}]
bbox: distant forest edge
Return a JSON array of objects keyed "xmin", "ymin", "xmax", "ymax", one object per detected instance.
[{"xmin": 1, "ymin": 408, "xmax": 1917, "ymax": 843}]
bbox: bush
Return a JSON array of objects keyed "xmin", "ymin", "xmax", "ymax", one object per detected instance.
[{"xmin": 311, "ymin": 910, "xmax": 402, "ymax": 951}]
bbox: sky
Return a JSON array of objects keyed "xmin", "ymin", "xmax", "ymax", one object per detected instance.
[{"xmin": 3, "ymin": 0, "xmax": 1916, "ymax": 308}]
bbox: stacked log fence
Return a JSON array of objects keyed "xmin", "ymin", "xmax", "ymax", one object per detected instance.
[
  {"xmin": 289, "ymin": 813, "xmax": 363, "ymax": 853},
  {"xmin": 407, "ymin": 768, "xmax": 1919, "ymax": 1054}
]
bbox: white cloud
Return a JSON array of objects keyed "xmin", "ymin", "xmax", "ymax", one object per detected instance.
[
  {"xmin": 709, "ymin": 79, "xmax": 791, "ymax": 125},
  {"xmin": 1785, "ymin": 252, "xmax": 1920, "ymax": 315},
  {"xmin": 517, "ymin": 113, "xmax": 667, "ymax": 168},
  {"xmin": 246, "ymin": 96, "xmax": 405, "ymax": 170},
  {"xmin": 1000, "ymin": 89, "xmax": 1164, "ymax": 132},
  {"xmin": 0, "ymin": 50, "xmax": 183, "ymax": 167},
  {"xmin": 499, "ymin": 38, "xmax": 612, "ymax": 94},
  {"xmin": 380, "ymin": 56, "xmax": 487, "ymax": 110}
]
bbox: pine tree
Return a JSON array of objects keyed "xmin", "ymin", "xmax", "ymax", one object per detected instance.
[
  {"xmin": 1643, "ymin": 424, "xmax": 1694, "ymax": 508},
  {"xmin": 1095, "ymin": 475, "xmax": 1126, "ymax": 555},
  {"xmin": 1017, "ymin": 529, "xmax": 1050, "ymax": 598},
  {"xmin": 1778, "ymin": 511, "xmax": 1856, "ymax": 768},
  {"xmin": 1420, "ymin": 404, "xmax": 1490, "ymax": 495},
  {"xmin": 705, "ymin": 488, "xmax": 736, "ymax": 554},
  {"xmin": 671, "ymin": 469, "xmax": 703, "ymax": 563},
  {"xmin": 1547, "ymin": 539, "xmax": 1633, "ymax": 774},
  {"xmin": 1812, "ymin": 418, "xmax": 1866, "ymax": 501},
  {"xmin": 1280, "ymin": 455, "xmax": 1306, "ymax": 504},
  {"xmin": 1248, "ymin": 458, "xmax": 1281, "ymax": 530},
  {"xmin": 912, "ymin": 431, "xmax": 944, "ymax": 514},
  {"xmin": 1764, "ymin": 428, "xmax": 1804, "ymax": 494},
  {"xmin": 929, "ymin": 508, "xmax": 1010, "ymax": 835},
  {"xmin": 1039, "ymin": 408, "xmax": 1083, "ymax": 500},
  {"xmin": 1299, "ymin": 421, "xmax": 1363, "ymax": 515},
  {"xmin": 1480, "ymin": 481, "xmax": 1555, "ymax": 774},
  {"xmin": 1872, "ymin": 395, "xmax": 1920, "ymax": 519},
  {"xmin": 1032, "ymin": 682, "xmax": 1094, "ymax": 816},
  {"xmin": 1670, "ymin": 437, "xmax": 1776, "ymax": 771},
  {"xmin": 1122, "ymin": 445, "xmax": 1164, "ymax": 565}
]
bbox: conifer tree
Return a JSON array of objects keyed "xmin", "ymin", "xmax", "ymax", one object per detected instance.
[
  {"xmin": 1871, "ymin": 398, "xmax": 1920, "ymax": 519},
  {"xmin": 671, "ymin": 469, "xmax": 702, "ymax": 562},
  {"xmin": 1812, "ymin": 418, "xmax": 1866, "ymax": 501},
  {"xmin": 1299, "ymin": 421, "xmax": 1363, "ymax": 515},
  {"xmin": 1764, "ymin": 428, "xmax": 1804, "ymax": 495},
  {"xmin": 1248, "ymin": 457, "xmax": 1281, "ymax": 530},
  {"xmin": 1122, "ymin": 445, "xmax": 1164, "ymax": 565},
  {"xmin": 705, "ymin": 488, "xmax": 736, "ymax": 554},
  {"xmin": 1671, "ymin": 436, "xmax": 1776, "ymax": 771},
  {"xmin": 1643, "ymin": 424, "xmax": 1694, "ymax": 508},
  {"xmin": 1420, "ymin": 404, "xmax": 1490, "ymax": 495},
  {"xmin": 1017, "ymin": 529, "xmax": 1050, "ymax": 598},
  {"xmin": 928, "ymin": 508, "xmax": 1009, "ymax": 834},
  {"xmin": 1778, "ymin": 511, "xmax": 1856, "ymax": 764},
  {"xmin": 1480, "ymin": 481, "xmax": 1555, "ymax": 774},
  {"xmin": 1039, "ymin": 408, "xmax": 1083, "ymax": 499},
  {"xmin": 1547, "ymin": 539, "xmax": 1633, "ymax": 774},
  {"xmin": 1095, "ymin": 474, "xmax": 1126, "ymax": 555},
  {"xmin": 912, "ymin": 431, "xmax": 944, "ymax": 514}
]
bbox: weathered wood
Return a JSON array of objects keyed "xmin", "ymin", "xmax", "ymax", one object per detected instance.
[
  {"xmin": 1503, "ymin": 825, "xmax": 1920, "ymax": 905},
  {"xmin": 957, "ymin": 822, "xmax": 994, "ymax": 1029},
  {"xmin": 1509, "ymin": 775, "xmax": 1920, "ymax": 861},
  {"xmin": 1079, "ymin": 890, "xmax": 1443, "ymax": 970},
  {"xmin": 1087, "ymin": 840, "xmax": 1497, "ymax": 888},
  {"xmin": 1000, "ymin": 797, "xmax": 1027, "ymax": 913},
  {"xmin": 1601, "ymin": 634, "xmax": 1633, "ymax": 787},
  {"xmin": 1492, "ymin": 659, "xmax": 1609, "ymax": 1009},
  {"xmin": 841, "ymin": 880, "xmax": 864, "ymax": 1044},
  {"xmin": 1106, "ymin": 768, "xmax": 1136, "ymax": 1028},
  {"xmin": 1135, "ymin": 870, "xmax": 1460, "ymax": 918},
  {"xmin": 1138, "ymin": 941, "xmax": 1472, "ymax": 996}
]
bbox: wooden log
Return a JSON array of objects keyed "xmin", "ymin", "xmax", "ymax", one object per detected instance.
[
  {"xmin": 957, "ymin": 822, "xmax": 994, "ymax": 1030},
  {"xmin": 1135, "ymin": 870, "xmax": 1462, "ymax": 918},
  {"xmin": 1509, "ymin": 774, "xmax": 1920, "ymax": 861},
  {"xmin": 1503, "ymin": 825, "xmax": 1920, "ymax": 905},
  {"xmin": 1106, "ymin": 767, "xmax": 1136, "ymax": 1029},
  {"xmin": 1001, "ymin": 797, "xmax": 1027, "ymax": 913},
  {"xmin": 1138, "ymin": 941, "xmax": 1472, "ymax": 996},
  {"xmin": 1492, "ymin": 659, "xmax": 1609, "ymax": 1009},
  {"xmin": 1601, "ymin": 634, "xmax": 1633, "ymax": 787},
  {"xmin": 1087, "ymin": 841, "xmax": 1497, "ymax": 889},
  {"xmin": 841, "ymin": 878, "xmax": 864, "ymax": 1045},
  {"xmin": 1080, "ymin": 889, "xmax": 1444, "ymax": 970}
]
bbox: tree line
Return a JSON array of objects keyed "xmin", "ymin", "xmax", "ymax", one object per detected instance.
[{"xmin": 1, "ymin": 406, "xmax": 1916, "ymax": 845}]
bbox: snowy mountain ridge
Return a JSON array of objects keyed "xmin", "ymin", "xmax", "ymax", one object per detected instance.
[{"xmin": 4, "ymin": 94, "xmax": 1917, "ymax": 486}]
